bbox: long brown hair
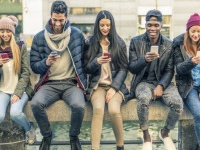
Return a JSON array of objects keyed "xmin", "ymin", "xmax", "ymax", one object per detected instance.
[
  {"xmin": 184, "ymin": 31, "xmax": 200, "ymax": 56},
  {"xmin": 0, "ymin": 33, "xmax": 21, "ymax": 74}
]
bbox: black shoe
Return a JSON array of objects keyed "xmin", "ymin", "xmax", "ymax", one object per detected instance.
[
  {"xmin": 39, "ymin": 136, "xmax": 52, "ymax": 150},
  {"xmin": 116, "ymin": 145, "xmax": 124, "ymax": 150},
  {"xmin": 70, "ymin": 136, "xmax": 82, "ymax": 150}
]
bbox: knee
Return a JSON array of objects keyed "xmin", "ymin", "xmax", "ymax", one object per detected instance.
[
  {"xmin": 93, "ymin": 106, "xmax": 104, "ymax": 115},
  {"xmin": 108, "ymin": 107, "xmax": 120, "ymax": 115},
  {"xmin": 170, "ymin": 100, "xmax": 183, "ymax": 114},
  {"xmin": 10, "ymin": 111, "xmax": 22, "ymax": 120},
  {"xmin": 71, "ymin": 100, "xmax": 85, "ymax": 110},
  {"xmin": 137, "ymin": 94, "xmax": 151, "ymax": 106},
  {"xmin": 31, "ymin": 99, "xmax": 44, "ymax": 111},
  {"xmin": 137, "ymin": 103, "xmax": 149, "ymax": 110}
]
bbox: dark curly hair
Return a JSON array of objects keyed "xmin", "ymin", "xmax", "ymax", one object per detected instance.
[{"xmin": 51, "ymin": 1, "xmax": 68, "ymax": 16}]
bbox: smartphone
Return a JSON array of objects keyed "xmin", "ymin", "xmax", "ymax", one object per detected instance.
[
  {"xmin": 197, "ymin": 51, "xmax": 200, "ymax": 56},
  {"xmin": 150, "ymin": 46, "xmax": 159, "ymax": 54},
  {"xmin": 103, "ymin": 52, "xmax": 110, "ymax": 58},
  {"xmin": 0, "ymin": 53, "xmax": 9, "ymax": 59},
  {"xmin": 51, "ymin": 51, "xmax": 58, "ymax": 55},
  {"xmin": 51, "ymin": 51, "xmax": 60, "ymax": 58}
]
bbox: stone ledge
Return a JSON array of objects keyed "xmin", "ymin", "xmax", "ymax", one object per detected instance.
[{"xmin": 24, "ymin": 99, "xmax": 192, "ymax": 122}]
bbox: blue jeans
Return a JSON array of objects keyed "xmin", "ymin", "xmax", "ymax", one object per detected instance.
[
  {"xmin": 0, "ymin": 91, "xmax": 31, "ymax": 131},
  {"xmin": 185, "ymin": 87, "xmax": 200, "ymax": 145},
  {"xmin": 31, "ymin": 80, "xmax": 85, "ymax": 137}
]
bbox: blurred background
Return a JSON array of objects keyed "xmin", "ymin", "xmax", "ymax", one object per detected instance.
[{"xmin": 1, "ymin": 0, "xmax": 200, "ymax": 49}]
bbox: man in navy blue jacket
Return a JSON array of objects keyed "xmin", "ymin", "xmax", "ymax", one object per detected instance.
[{"xmin": 30, "ymin": 1, "xmax": 87, "ymax": 150}]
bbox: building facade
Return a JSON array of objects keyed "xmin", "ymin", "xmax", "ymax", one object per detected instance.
[{"xmin": 1, "ymin": 0, "xmax": 199, "ymax": 46}]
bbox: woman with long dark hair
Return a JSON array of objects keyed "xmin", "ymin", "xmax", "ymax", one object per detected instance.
[{"xmin": 83, "ymin": 10, "xmax": 129, "ymax": 150}]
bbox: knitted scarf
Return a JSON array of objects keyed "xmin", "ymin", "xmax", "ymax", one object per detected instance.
[{"xmin": 44, "ymin": 26, "xmax": 71, "ymax": 52}]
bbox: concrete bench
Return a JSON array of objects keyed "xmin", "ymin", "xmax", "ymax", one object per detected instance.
[
  {"xmin": 0, "ymin": 98, "xmax": 197, "ymax": 150},
  {"xmin": 24, "ymin": 99, "xmax": 193, "ymax": 122}
]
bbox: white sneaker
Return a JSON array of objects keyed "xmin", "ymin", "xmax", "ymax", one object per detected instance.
[
  {"xmin": 142, "ymin": 134, "xmax": 152, "ymax": 150},
  {"xmin": 159, "ymin": 129, "xmax": 176, "ymax": 150}
]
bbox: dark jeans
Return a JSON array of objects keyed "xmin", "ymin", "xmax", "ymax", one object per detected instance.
[
  {"xmin": 135, "ymin": 82, "xmax": 183, "ymax": 130},
  {"xmin": 31, "ymin": 80, "xmax": 85, "ymax": 137}
]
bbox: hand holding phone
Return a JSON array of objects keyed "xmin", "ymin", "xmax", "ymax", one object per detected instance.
[
  {"xmin": 103, "ymin": 52, "xmax": 110, "ymax": 58},
  {"xmin": 50, "ymin": 51, "xmax": 60, "ymax": 58},
  {"xmin": 196, "ymin": 51, "xmax": 200, "ymax": 56},
  {"xmin": 0, "ymin": 53, "xmax": 9, "ymax": 59}
]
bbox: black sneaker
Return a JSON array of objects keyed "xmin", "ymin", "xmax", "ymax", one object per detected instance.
[
  {"xmin": 39, "ymin": 135, "xmax": 52, "ymax": 150},
  {"xmin": 70, "ymin": 136, "xmax": 82, "ymax": 150}
]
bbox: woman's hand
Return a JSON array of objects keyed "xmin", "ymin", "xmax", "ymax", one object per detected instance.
[
  {"xmin": 11, "ymin": 95, "xmax": 20, "ymax": 104},
  {"xmin": 105, "ymin": 88, "xmax": 116, "ymax": 103},
  {"xmin": 0, "ymin": 58, "xmax": 9, "ymax": 66},
  {"xmin": 97, "ymin": 55, "xmax": 111, "ymax": 64},
  {"xmin": 192, "ymin": 56, "xmax": 200, "ymax": 64}
]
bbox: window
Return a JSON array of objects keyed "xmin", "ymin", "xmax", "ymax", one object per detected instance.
[
  {"xmin": 69, "ymin": 7, "xmax": 101, "ymax": 15},
  {"xmin": 71, "ymin": 23, "xmax": 94, "ymax": 38}
]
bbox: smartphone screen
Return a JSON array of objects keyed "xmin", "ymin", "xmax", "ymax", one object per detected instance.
[
  {"xmin": 0, "ymin": 53, "xmax": 9, "ymax": 59},
  {"xmin": 51, "ymin": 51, "xmax": 60, "ymax": 58},
  {"xmin": 150, "ymin": 46, "xmax": 159, "ymax": 54},
  {"xmin": 103, "ymin": 52, "xmax": 110, "ymax": 58},
  {"xmin": 197, "ymin": 51, "xmax": 200, "ymax": 56}
]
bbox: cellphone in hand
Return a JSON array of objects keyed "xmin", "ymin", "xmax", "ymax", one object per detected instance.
[
  {"xmin": 51, "ymin": 51, "xmax": 58, "ymax": 55},
  {"xmin": 0, "ymin": 53, "xmax": 9, "ymax": 59},
  {"xmin": 196, "ymin": 51, "xmax": 200, "ymax": 56},
  {"xmin": 51, "ymin": 51, "xmax": 60, "ymax": 58},
  {"xmin": 103, "ymin": 52, "xmax": 110, "ymax": 58},
  {"xmin": 150, "ymin": 46, "xmax": 159, "ymax": 54}
]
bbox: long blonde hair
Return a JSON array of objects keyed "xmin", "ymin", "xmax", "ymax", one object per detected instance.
[
  {"xmin": 0, "ymin": 33, "xmax": 21, "ymax": 74},
  {"xmin": 184, "ymin": 31, "xmax": 200, "ymax": 56}
]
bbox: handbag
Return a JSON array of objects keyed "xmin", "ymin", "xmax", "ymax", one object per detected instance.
[{"xmin": 34, "ymin": 70, "xmax": 50, "ymax": 93}]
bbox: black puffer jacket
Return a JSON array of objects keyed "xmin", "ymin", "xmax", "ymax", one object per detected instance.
[
  {"xmin": 129, "ymin": 33, "xmax": 174, "ymax": 98},
  {"xmin": 30, "ymin": 20, "xmax": 87, "ymax": 90},
  {"xmin": 83, "ymin": 37, "xmax": 129, "ymax": 102},
  {"xmin": 173, "ymin": 33, "xmax": 196, "ymax": 99}
]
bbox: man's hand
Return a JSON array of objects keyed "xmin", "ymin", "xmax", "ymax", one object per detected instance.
[
  {"xmin": 105, "ymin": 88, "xmax": 116, "ymax": 103},
  {"xmin": 145, "ymin": 52, "xmax": 159, "ymax": 62},
  {"xmin": 152, "ymin": 85, "xmax": 163, "ymax": 100},
  {"xmin": 46, "ymin": 53, "xmax": 59, "ymax": 66}
]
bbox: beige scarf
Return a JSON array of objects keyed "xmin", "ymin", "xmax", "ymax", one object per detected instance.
[{"xmin": 44, "ymin": 27, "xmax": 71, "ymax": 52}]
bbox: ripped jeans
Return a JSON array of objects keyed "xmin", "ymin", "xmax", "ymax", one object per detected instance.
[{"xmin": 135, "ymin": 82, "xmax": 183, "ymax": 130}]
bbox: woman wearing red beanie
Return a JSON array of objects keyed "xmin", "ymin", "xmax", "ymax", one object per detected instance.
[
  {"xmin": 173, "ymin": 13, "xmax": 200, "ymax": 146},
  {"xmin": 0, "ymin": 16, "xmax": 36, "ymax": 145}
]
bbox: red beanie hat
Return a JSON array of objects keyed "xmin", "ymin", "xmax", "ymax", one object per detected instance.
[
  {"xmin": 186, "ymin": 13, "xmax": 200, "ymax": 30},
  {"xmin": 0, "ymin": 15, "xmax": 18, "ymax": 34}
]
